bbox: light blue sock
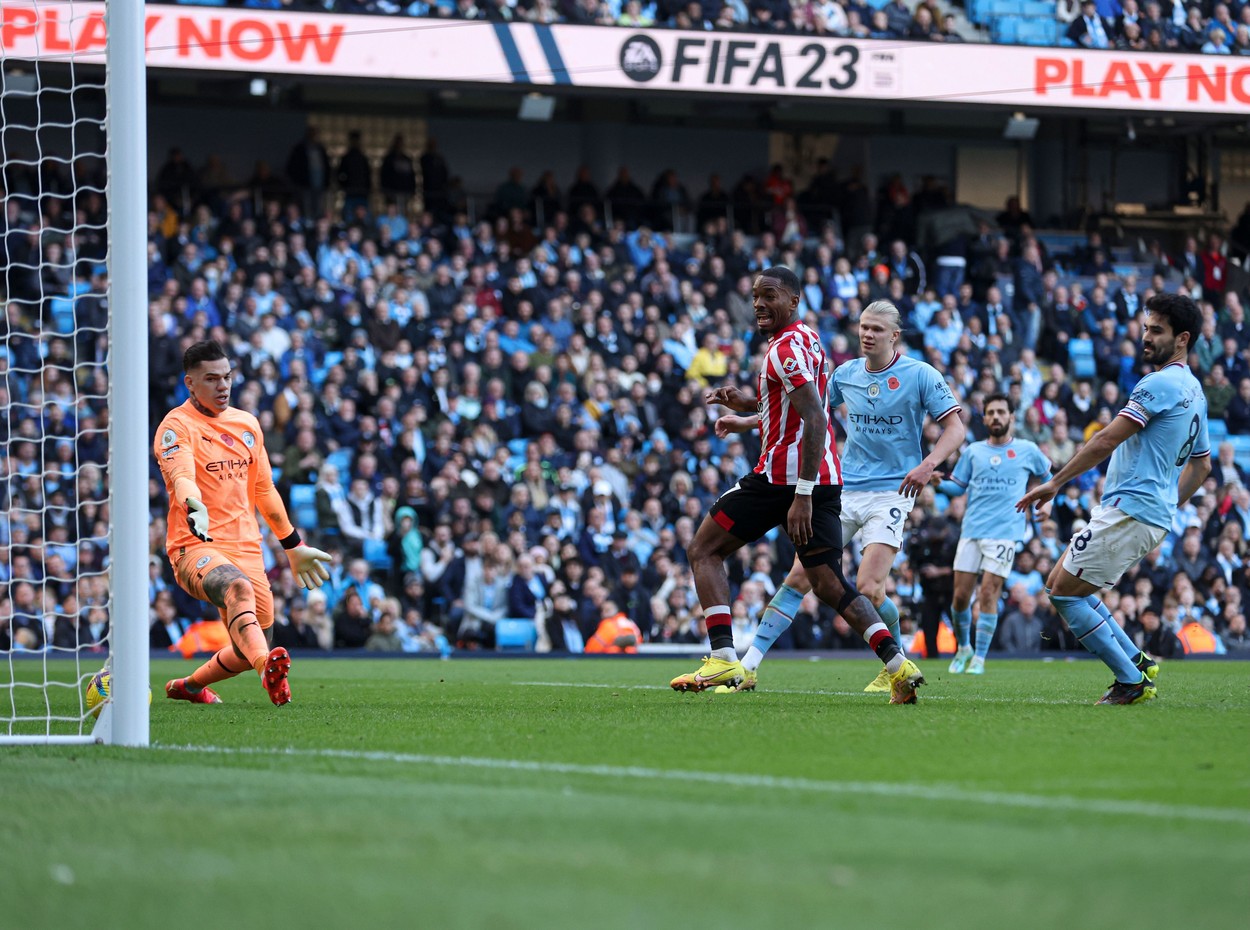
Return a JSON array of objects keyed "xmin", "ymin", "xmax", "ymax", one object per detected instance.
[
  {"xmin": 1051, "ymin": 595, "xmax": 1140, "ymax": 683},
  {"xmin": 974, "ymin": 614, "xmax": 998, "ymax": 660},
  {"xmin": 1087, "ymin": 595, "xmax": 1142, "ymax": 662},
  {"xmin": 749, "ymin": 584, "xmax": 804, "ymax": 658},
  {"xmin": 876, "ymin": 597, "xmax": 902, "ymax": 650},
  {"xmin": 952, "ymin": 607, "xmax": 972, "ymax": 649}
]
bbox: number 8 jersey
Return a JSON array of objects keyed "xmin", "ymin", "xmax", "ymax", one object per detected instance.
[{"xmin": 1105, "ymin": 362, "xmax": 1210, "ymax": 530}]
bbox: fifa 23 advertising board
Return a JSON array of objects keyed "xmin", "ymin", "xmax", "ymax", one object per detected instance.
[{"xmin": 3, "ymin": 2, "xmax": 1248, "ymax": 114}]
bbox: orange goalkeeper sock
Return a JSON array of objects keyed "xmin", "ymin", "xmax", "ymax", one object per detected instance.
[
  {"xmin": 187, "ymin": 648, "xmax": 252, "ymax": 690},
  {"xmin": 223, "ymin": 582, "xmax": 269, "ymax": 675}
]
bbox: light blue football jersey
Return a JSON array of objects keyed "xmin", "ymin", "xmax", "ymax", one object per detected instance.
[
  {"xmin": 1105, "ymin": 363, "xmax": 1210, "ymax": 530},
  {"xmin": 829, "ymin": 353, "xmax": 961, "ymax": 492},
  {"xmin": 949, "ymin": 439, "xmax": 1052, "ymax": 541}
]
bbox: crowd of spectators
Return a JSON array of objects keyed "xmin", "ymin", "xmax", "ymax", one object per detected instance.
[
  {"xmin": 2, "ymin": 128, "xmax": 1250, "ymax": 663},
  {"xmin": 170, "ymin": 0, "xmax": 968, "ymax": 41},
  {"xmin": 163, "ymin": 0, "xmax": 1250, "ymax": 54},
  {"xmin": 1058, "ymin": 0, "xmax": 1250, "ymax": 55}
]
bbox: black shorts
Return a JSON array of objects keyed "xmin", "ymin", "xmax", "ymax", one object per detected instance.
[{"xmin": 707, "ymin": 472, "xmax": 844, "ymax": 554}]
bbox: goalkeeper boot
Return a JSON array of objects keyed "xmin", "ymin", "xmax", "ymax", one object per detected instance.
[
  {"xmin": 966, "ymin": 656, "xmax": 986, "ymax": 675},
  {"xmin": 1095, "ymin": 676, "xmax": 1157, "ymax": 705},
  {"xmin": 1135, "ymin": 651, "xmax": 1160, "ymax": 683},
  {"xmin": 714, "ymin": 669, "xmax": 758, "ymax": 693},
  {"xmin": 888, "ymin": 659, "xmax": 926, "ymax": 705},
  {"xmin": 864, "ymin": 666, "xmax": 892, "ymax": 692},
  {"xmin": 165, "ymin": 678, "xmax": 223, "ymax": 704},
  {"xmin": 670, "ymin": 656, "xmax": 745, "ymax": 693},
  {"xmin": 262, "ymin": 646, "xmax": 292, "ymax": 706},
  {"xmin": 948, "ymin": 646, "xmax": 973, "ymax": 674}
]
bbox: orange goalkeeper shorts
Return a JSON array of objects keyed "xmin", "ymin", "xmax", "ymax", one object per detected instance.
[{"xmin": 172, "ymin": 544, "xmax": 275, "ymax": 631}]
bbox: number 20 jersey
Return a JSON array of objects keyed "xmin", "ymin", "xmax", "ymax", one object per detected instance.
[{"xmin": 1105, "ymin": 362, "xmax": 1210, "ymax": 530}]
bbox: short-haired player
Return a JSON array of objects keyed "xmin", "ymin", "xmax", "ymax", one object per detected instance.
[{"xmin": 937, "ymin": 392, "xmax": 1053, "ymax": 674}]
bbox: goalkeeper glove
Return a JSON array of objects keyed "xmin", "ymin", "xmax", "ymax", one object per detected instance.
[
  {"xmin": 186, "ymin": 498, "xmax": 213, "ymax": 543},
  {"xmin": 286, "ymin": 544, "xmax": 332, "ymax": 589}
]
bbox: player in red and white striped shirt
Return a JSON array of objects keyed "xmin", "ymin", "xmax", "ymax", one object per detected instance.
[
  {"xmin": 754, "ymin": 319, "xmax": 842, "ymax": 485},
  {"xmin": 671, "ymin": 267, "xmax": 925, "ymax": 699}
]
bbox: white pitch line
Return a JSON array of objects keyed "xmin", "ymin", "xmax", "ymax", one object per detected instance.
[
  {"xmin": 159, "ymin": 743, "xmax": 1250, "ymax": 826},
  {"xmin": 512, "ymin": 680, "xmax": 1087, "ymax": 705}
]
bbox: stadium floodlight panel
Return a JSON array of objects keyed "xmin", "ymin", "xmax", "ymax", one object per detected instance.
[
  {"xmin": 518, "ymin": 93, "xmax": 556, "ymax": 122},
  {"xmin": 1004, "ymin": 114, "xmax": 1039, "ymax": 141}
]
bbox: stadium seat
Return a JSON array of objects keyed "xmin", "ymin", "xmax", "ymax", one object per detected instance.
[
  {"xmin": 991, "ymin": 16, "xmax": 1021, "ymax": 42},
  {"xmin": 495, "ymin": 618, "xmax": 537, "ymax": 652},
  {"xmin": 1036, "ymin": 231, "xmax": 1087, "ymax": 253},
  {"xmin": 986, "ymin": 0, "xmax": 1023, "ymax": 16},
  {"xmin": 1017, "ymin": 19, "xmax": 1060, "ymax": 44},
  {"xmin": 50, "ymin": 297, "xmax": 76, "ymax": 335},
  {"xmin": 289, "ymin": 484, "xmax": 317, "ymax": 530},
  {"xmin": 325, "ymin": 447, "xmax": 354, "ymax": 476},
  {"xmin": 363, "ymin": 537, "xmax": 392, "ymax": 572},
  {"xmin": 312, "ymin": 350, "xmax": 345, "ymax": 385},
  {"xmin": 1069, "ymin": 338, "xmax": 1096, "ymax": 379},
  {"xmin": 1208, "ymin": 419, "xmax": 1228, "ymax": 443},
  {"xmin": 1226, "ymin": 434, "xmax": 1250, "ymax": 457}
]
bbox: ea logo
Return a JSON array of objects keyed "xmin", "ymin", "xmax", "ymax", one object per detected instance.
[
  {"xmin": 242, "ymin": 431, "xmax": 256, "ymax": 448},
  {"xmin": 989, "ymin": 455, "xmax": 1002, "ymax": 467},
  {"xmin": 620, "ymin": 35, "xmax": 661, "ymax": 83},
  {"xmin": 867, "ymin": 383, "xmax": 881, "ymax": 398}
]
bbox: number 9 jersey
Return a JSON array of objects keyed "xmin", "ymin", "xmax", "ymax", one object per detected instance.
[{"xmin": 1104, "ymin": 362, "xmax": 1210, "ymax": 531}]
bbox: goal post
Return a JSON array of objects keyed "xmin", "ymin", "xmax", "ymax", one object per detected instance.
[
  {"xmin": 106, "ymin": 0, "xmax": 150, "ymax": 748},
  {"xmin": 0, "ymin": 0, "xmax": 148, "ymax": 745}
]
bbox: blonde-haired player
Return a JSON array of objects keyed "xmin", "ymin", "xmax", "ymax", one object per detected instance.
[{"xmin": 156, "ymin": 340, "xmax": 331, "ymax": 706}]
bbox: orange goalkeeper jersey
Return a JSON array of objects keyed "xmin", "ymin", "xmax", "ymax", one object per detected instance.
[{"xmin": 154, "ymin": 401, "xmax": 294, "ymax": 559}]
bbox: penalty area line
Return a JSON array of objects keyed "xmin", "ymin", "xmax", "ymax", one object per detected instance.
[{"xmin": 158, "ymin": 743, "xmax": 1250, "ymax": 826}]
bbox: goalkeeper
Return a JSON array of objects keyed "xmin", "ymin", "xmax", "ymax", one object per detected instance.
[{"xmin": 154, "ymin": 340, "xmax": 331, "ymax": 706}]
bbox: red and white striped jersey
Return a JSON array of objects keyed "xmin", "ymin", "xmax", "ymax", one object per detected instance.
[{"xmin": 754, "ymin": 321, "xmax": 842, "ymax": 486}]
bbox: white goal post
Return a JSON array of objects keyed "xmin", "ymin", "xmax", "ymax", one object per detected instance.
[{"xmin": 0, "ymin": 0, "xmax": 148, "ymax": 745}]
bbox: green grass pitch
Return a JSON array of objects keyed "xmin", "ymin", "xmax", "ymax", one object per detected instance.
[{"xmin": 4, "ymin": 656, "xmax": 1248, "ymax": 930}]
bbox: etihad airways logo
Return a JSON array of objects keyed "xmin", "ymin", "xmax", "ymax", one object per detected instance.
[
  {"xmin": 206, "ymin": 456, "xmax": 253, "ymax": 475},
  {"xmin": 849, "ymin": 414, "xmax": 903, "ymax": 425}
]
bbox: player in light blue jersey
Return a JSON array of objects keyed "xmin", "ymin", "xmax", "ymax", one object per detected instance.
[
  {"xmin": 1018, "ymin": 294, "xmax": 1211, "ymax": 705},
  {"xmin": 937, "ymin": 393, "xmax": 1052, "ymax": 674},
  {"xmin": 712, "ymin": 300, "xmax": 965, "ymax": 692}
]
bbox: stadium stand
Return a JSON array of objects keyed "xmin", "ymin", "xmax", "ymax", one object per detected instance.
[
  {"xmin": 1, "ymin": 123, "xmax": 1248, "ymax": 659},
  {"xmin": 159, "ymin": 0, "xmax": 1250, "ymax": 53}
]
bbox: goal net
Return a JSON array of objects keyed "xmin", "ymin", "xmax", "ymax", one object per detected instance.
[{"xmin": 1, "ymin": 0, "xmax": 149, "ymax": 744}]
